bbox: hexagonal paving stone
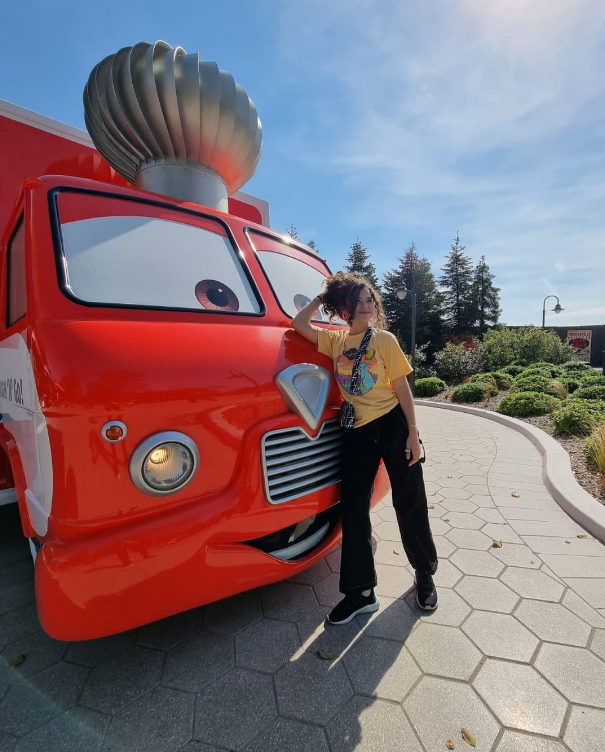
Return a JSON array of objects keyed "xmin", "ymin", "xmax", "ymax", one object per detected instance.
[
  {"xmin": 480, "ymin": 523, "xmax": 523, "ymax": 544},
  {"xmin": 79, "ymin": 645, "xmax": 163, "ymax": 715},
  {"xmin": 405, "ymin": 676, "xmax": 500, "ymax": 752},
  {"xmin": 426, "ymin": 518, "xmax": 452, "ymax": 537},
  {"xmin": 475, "ymin": 508, "xmax": 506, "ymax": 524},
  {"xmin": 449, "ymin": 550, "xmax": 505, "ymax": 578},
  {"xmin": 374, "ymin": 563, "xmax": 414, "ymax": 598},
  {"xmin": 274, "ymin": 650, "xmax": 353, "ymax": 724},
  {"xmin": 0, "ymin": 661, "xmax": 89, "ymax": 737},
  {"xmin": 376, "ymin": 506, "xmax": 398, "ymax": 522},
  {"xmin": 441, "ymin": 488, "xmax": 473, "ymax": 500},
  {"xmin": 235, "ymin": 618, "xmax": 300, "ymax": 673},
  {"xmin": 455, "ymin": 576, "xmax": 519, "ymax": 613},
  {"xmin": 500, "ymin": 568, "xmax": 564, "ymax": 602},
  {"xmin": 408, "ymin": 587, "xmax": 471, "ymax": 626},
  {"xmin": 313, "ymin": 573, "xmax": 342, "ymax": 607},
  {"xmin": 261, "ymin": 582, "xmax": 318, "ymax": 621},
  {"xmin": 495, "ymin": 730, "xmax": 567, "ymax": 751},
  {"xmin": 194, "ymin": 668, "xmax": 276, "ymax": 750},
  {"xmin": 432, "ymin": 559, "xmax": 463, "ymax": 589},
  {"xmin": 342, "ymin": 636, "xmax": 420, "ymax": 701},
  {"xmin": 202, "ymin": 592, "xmax": 262, "ymax": 635},
  {"xmin": 326, "ymin": 695, "xmax": 419, "ymax": 752},
  {"xmin": 372, "ymin": 521, "xmax": 403, "ymax": 541},
  {"xmin": 242, "ymin": 717, "xmax": 329, "ymax": 752},
  {"xmin": 374, "ymin": 540, "xmax": 409, "ymax": 567},
  {"xmin": 535, "ymin": 643, "xmax": 605, "ymax": 707},
  {"xmin": 433, "ymin": 535, "xmax": 456, "ymax": 559},
  {"xmin": 1, "ymin": 631, "xmax": 68, "ymax": 685},
  {"xmin": 296, "ymin": 607, "xmax": 365, "ymax": 656},
  {"xmin": 287, "ymin": 557, "xmax": 331, "ymax": 585},
  {"xmin": 64, "ymin": 630, "xmax": 137, "ymax": 667},
  {"xmin": 591, "ymin": 629, "xmax": 605, "ymax": 660},
  {"xmin": 469, "ymin": 495, "xmax": 495, "ymax": 508},
  {"xmin": 103, "ymin": 687, "xmax": 194, "ymax": 752},
  {"xmin": 473, "ymin": 660, "xmax": 567, "ymax": 735},
  {"xmin": 137, "ymin": 609, "xmax": 202, "ymax": 651},
  {"xmin": 406, "ymin": 623, "xmax": 482, "ymax": 680},
  {"xmin": 162, "ymin": 631, "xmax": 233, "ymax": 693},
  {"xmin": 444, "ymin": 512, "xmax": 484, "ymax": 530},
  {"xmin": 564, "ymin": 706, "xmax": 605, "ymax": 752},
  {"xmin": 462, "ymin": 612, "xmax": 539, "ymax": 662},
  {"xmin": 12, "ymin": 705, "xmax": 109, "ymax": 752},
  {"xmin": 446, "ymin": 529, "xmax": 493, "ymax": 551},
  {"xmin": 562, "ymin": 590, "xmax": 605, "ymax": 628},
  {"xmin": 515, "ymin": 600, "xmax": 591, "ymax": 647},
  {"xmin": 325, "ymin": 547, "xmax": 341, "ymax": 573},
  {"xmin": 0, "ymin": 604, "xmax": 41, "ymax": 647},
  {"xmin": 364, "ymin": 597, "xmax": 418, "ymax": 642},
  {"xmin": 489, "ymin": 544, "xmax": 541, "ymax": 569}
]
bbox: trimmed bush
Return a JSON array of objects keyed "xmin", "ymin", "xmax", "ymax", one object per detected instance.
[
  {"xmin": 482, "ymin": 326, "xmax": 573, "ymax": 370},
  {"xmin": 552, "ymin": 401, "xmax": 597, "ymax": 436},
  {"xmin": 451, "ymin": 383, "xmax": 488, "ymax": 403},
  {"xmin": 561, "ymin": 377, "xmax": 582, "ymax": 394},
  {"xmin": 510, "ymin": 375, "xmax": 559, "ymax": 396},
  {"xmin": 574, "ymin": 385, "xmax": 605, "ymax": 401},
  {"xmin": 415, "ymin": 377, "xmax": 447, "ymax": 397},
  {"xmin": 521, "ymin": 364, "xmax": 563, "ymax": 379},
  {"xmin": 500, "ymin": 364, "xmax": 525, "ymax": 377},
  {"xmin": 491, "ymin": 371, "xmax": 513, "ymax": 390},
  {"xmin": 469, "ymin": 373, "xmax": 499, "ymax": 396},
  {"xmin": 561, "ymin": 362, "xmax": 593, "ymax": 374},
  {"xmin": 497, "ymin": 391, "xmax": 559, "ymax": 417},
  {"xmin": 434, "ymin": 342, "xmax": 485, "ymax": 384},
  {"xmin": 578, "ymin": 371, "xmax": 605, "ymax": 386}
]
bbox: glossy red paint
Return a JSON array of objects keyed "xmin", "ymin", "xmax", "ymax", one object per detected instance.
[{"xmin": 0, "ymin": 173, "xmax": 390, "ymax": 640}]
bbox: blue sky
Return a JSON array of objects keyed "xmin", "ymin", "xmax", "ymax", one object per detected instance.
[{"xmin": 2, "ymin": 0, "xmax": 604, "ymax": 326}]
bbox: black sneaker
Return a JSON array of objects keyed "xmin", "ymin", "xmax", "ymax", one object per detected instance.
[
  {"xmin": 327, "ymin": 590, "xmax": 380, "ymax": 625},
  {"xmin": 415, "ymin": 571, "xmax": 438, "ymax": 610}
]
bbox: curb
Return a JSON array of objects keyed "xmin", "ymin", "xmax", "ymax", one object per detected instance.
[{"xmin": 415, "ymin": 399, "xmax": 605, "ymax": 543}]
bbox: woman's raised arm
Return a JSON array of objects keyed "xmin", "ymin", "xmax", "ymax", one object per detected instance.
[{"xmin": 291, "ymin": 296, "xmax": 323, "ymax": 346}]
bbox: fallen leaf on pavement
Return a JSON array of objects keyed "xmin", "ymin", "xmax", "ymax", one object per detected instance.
[
  {"xmin": 443, "ymin": 519, "xmax": 450, "ymax": 523},
  {"xmin": 428, "ymin": 505, "xmax": 435, "ymax": 509},
  {"xmin": 7, "ymin": 654, "xmax": 26, "ymax": 668},
  {"xmin": 491, "ymin": 540, "xmax": 503, "ymax": 548},
  {"xmin": 446, "ymin": 741, "xmax": 455, "ymax": 750},
  {"xmin": 317, "ymin": 650, "xmax": 336, "ymax": 660},
  {"xmin": 577, "ymin": 534, "xmax": 588, "ymax": 539},
  {"xmin": 461, "ymin": 728, "xmax": 477, "ymax": 747},
  {"xmin": 447, "ymin": 475, "xmax": 453, "ymax": 478},
  {"xmin": 393, "ymin": 550, "xmax": 400, "ymax": 555},
  {"xmin": 511, "ymin": 492, "xmax": 520, "ymax": 498}
]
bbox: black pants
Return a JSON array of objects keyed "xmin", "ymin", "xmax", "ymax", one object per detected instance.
[{"xmin": 339, "ymin": 405, "xmax": 438, "ymax": 594}]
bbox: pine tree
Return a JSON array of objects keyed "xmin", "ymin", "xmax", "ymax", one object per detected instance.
[
  {"xmin": 382, "ymin": 242, "xmax": 445, "ymax": 358},
  {"xmin": 439, "ymin": 232, "xmax": 475, "ymax": 335},
  {"xmin": 285, "ymin": 224, "xmax": 299, "ymax": 240},
  {"xmin": 472, "ymin": 255, "xmax": 501, "ymax": 334},
  {"xmin": 344, "ymin": 237, "xmax": 380, "ymax": 289},
  {"xmin": 307, "ymin": 239, "xmax": 317, "ymax": 250}
]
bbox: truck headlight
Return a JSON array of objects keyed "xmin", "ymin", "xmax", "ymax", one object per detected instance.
[{"xmin": 130, "ymin": 432, "xmax": 199, "ymax": 495}]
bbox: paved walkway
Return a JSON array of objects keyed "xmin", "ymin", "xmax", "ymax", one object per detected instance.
[{"xmin": 1, "ymin": 406, "xmax": 605, "ymax": 751}]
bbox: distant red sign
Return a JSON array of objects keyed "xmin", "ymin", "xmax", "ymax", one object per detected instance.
[{"xmin": 567, "ymin": 330, "xmax": 592, "ymax": 363}]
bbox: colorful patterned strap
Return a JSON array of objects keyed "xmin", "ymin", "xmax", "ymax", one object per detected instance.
[{"xmin": 348, "ymin": 328, "xmax": 374, "ymax": 398}]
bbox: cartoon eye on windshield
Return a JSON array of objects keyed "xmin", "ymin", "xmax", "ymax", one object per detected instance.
[
  {"xmin": 294, "ymin": 294, "xmax": 311, "ymax": 311},
  {"xmin": 195, "ymin": 280, "xmax": 240, "ymax": 311}
]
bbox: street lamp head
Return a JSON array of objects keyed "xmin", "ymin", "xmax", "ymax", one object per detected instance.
[
  {"xmin": 553, "ymin": 303, "xmax": 564, "ymax": 314},
  {"xmin": 395, "ymin": 285, "xmax": 408, "ymax": 301}
]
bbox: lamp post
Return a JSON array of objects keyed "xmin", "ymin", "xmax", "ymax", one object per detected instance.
[
  {"xmin": 395, "ymin": 265, "xmax": 417, "ymax": 395},
  {"xmin": 542, "ymin": 295, "xmax": 564, "ymax": 328}
]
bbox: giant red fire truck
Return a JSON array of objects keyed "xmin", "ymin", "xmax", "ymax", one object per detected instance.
[{"xmin": 0, "ymin": 41, "xmax": 389, "ymax": 640}]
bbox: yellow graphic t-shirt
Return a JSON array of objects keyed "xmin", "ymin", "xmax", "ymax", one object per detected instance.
[{"xmin": 317, "ymin": 328, "xmax": 413, "ymax": 428}]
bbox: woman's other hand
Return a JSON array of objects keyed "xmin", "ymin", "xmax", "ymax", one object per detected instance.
[{"xmin": 406, "ymin": 430, "xmax": 422, "ymax": 466}]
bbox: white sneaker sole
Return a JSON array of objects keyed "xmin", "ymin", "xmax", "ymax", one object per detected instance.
[
  {"xmin": 416, "ymin": 592, "xmax": 438, "ymax": 611},
  {"xmin": 327, "ymin": 599, "xmax": 380, "ymax": 625}
]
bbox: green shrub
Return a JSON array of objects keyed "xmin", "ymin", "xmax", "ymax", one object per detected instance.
[
  {"xmin": 561, "ymin": 377, "xmax": 582, "ymax": 394},
  {"xmin": 469, "ymin": 373, "xmax": 499, "ymax": 396},
  {"xmin": 434, "ymin": 342, "xmax": 485, "ymax": 384},
  {"xmin": 415, "ymin": 377, "xmax": 447, "ymax": 397},
  {"xmin": 561, "ymin": 361, "xmax": 593, "ymax": 374},
  {"xmin": 521, "ymin": 363, "xmax": 563, "ymax": 379},
  {"xmin": 451, "ymin": 382, "xmax": 488, "ymax": 403},
  {"xmin": 584, "ymin": 423, "xmax": 605, "ymax": 477},
  {"xmin": 492, "ymin": 371, "xmax": 513, "ymax": 390},
  {"xmin": 510, "ymin": 375, "xmax": 559, "ymax": 396},
  {"xmin": 500, "ymin": 364, "xmax": 525, "ymax": 377},
  {"xmin": 578, "ymin": 372, "xmax": 605, "ymax": 386},
  {"xmin": 574, "ymin": 385, "xmax": 605, "ymax": 401},
  {"xmin": 497, "ymin": 391, "xmax": 559, "ymax": 417},
  {"xmin": 552, "ymin": 401, "xmax": 597, "ymax": 435},
  {"xmin": 482, "ymin": 326, "xmax": 573, "ymax": 370}
]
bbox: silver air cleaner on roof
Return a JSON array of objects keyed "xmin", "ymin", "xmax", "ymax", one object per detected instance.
[{"xmin": 83, "ymin": 41, "xmax": 262, "ymax": 212}]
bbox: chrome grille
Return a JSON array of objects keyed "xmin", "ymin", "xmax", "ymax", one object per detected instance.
[{"xmin": 262, "ymin": 420, "xmax": 343, "ymax": 504}]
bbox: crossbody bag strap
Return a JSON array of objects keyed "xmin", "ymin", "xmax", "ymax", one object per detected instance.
[{"xmin": 347, "ymin": 327, "xmax": 374, "ymax": 400}]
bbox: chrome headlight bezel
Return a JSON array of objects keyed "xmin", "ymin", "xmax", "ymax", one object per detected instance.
[{"xmin": 129, "ymin": 431, "xmax": 199, "ymax": 496}]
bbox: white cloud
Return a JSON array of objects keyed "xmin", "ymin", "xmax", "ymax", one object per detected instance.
[{"xmin": 276, "ymin": 0, "xmax": 605, "ymax": 325}]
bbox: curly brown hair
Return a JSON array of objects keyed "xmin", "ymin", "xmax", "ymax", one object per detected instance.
[{"xmin": 320, "ymin": 271, "xmax": 387, "ymax": 328}]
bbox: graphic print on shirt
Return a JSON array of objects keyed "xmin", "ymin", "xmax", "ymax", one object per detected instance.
[{"xmin": 336, "ymin": 347, "xmax": 379, "ymax": 396}]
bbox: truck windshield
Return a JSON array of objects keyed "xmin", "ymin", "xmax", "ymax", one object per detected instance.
[{"xmin": 57, "ymin": 203, "xmax": 260, "ymax": 314}]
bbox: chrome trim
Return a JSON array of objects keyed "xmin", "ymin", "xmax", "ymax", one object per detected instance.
[
  {"xmin": 101, "ymin": 420, "xmax": 128, "ymax": 443},
  {"xmin": 275, "ymin": 364, "xmax": 332, "ymax": 431},
  {"xmin": 262, "ymin": 420, "xmax": 342, "ymax": 505},
  {"xmin": 269, "ymin": 522, "xmax": 331, "ymax": 561},
  {"xmin": 129, "ymin": 431, "xmax": 199, "ymax": 496}
]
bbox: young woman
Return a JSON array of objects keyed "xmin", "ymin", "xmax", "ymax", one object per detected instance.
[{"xmin": 292, "ymin": 272, "xmax": 438, "ymax": 624}]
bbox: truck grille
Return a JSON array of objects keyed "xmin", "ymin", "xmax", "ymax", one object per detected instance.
[{"xmin": 262, "ymin": 420, "xmax": 343, "ymax": 504}]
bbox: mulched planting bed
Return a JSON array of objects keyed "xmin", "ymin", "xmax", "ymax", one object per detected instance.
[{"xmin": 422, "ymin": 389, "xmax": 605, "ymax": 505}]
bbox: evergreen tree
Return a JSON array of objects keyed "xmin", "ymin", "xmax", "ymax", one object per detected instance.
[
  {"xmin": 307, "ymin": 239, "xmax": 317, "ymax": 250},
  {"xmin": 285, "ymin": 224, "xmax": 299, "ymax": 240},
  {"xmin": 439, "ymin": 232, "xmax": 475, "ymax": 335},
  {"xmin": 382, "ymin": 242, "xmax": 445, "ymax": 358},
  {"xmin": 472, "ymin": 255, "xmax": 501, "ymax": 334},
  {"xmin": 344, "ymin": 237, "xmax": 380, "ymax": 289}
]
